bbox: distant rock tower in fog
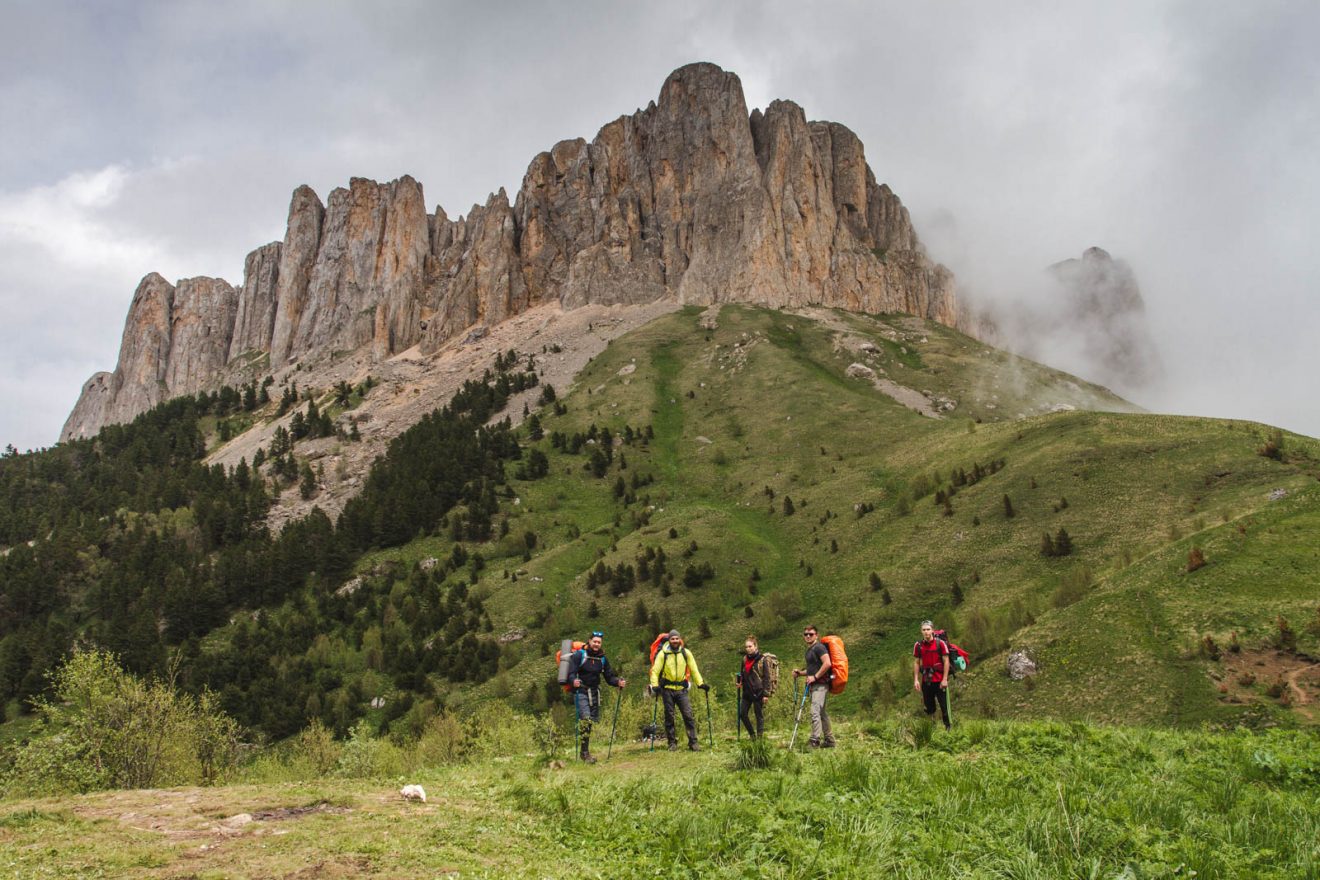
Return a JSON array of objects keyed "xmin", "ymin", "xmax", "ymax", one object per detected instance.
[{"xmin": 1048, "ymin": 247, "xmax": 1161, "ymax": 391}]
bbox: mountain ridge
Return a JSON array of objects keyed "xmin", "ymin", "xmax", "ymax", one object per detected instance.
[{"xmin": 63, "ymin": 62, "xmax": 965, "ymax": 442}]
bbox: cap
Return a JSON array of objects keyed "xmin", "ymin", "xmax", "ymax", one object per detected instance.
[{"xmin": 668, "ymin": 629, "xmax": 682, "ymax": 639}]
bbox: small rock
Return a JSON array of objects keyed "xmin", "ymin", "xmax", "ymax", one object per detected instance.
[{"xmin": 1006, "ymin": 650, "xmax": 1038, "ymax": 680}]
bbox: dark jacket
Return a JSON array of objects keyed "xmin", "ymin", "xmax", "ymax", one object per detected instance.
[
  {"xmin": 740, "ymin": 653, "xmax": 774, "ymax": 700},
  {"xmin": 566, "ymin": 647, "xmax": 619, "ymax": 691}
]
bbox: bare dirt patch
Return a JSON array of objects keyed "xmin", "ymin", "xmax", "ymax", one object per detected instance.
[
  {"xmin": 1215, "ymin": 648, "xmax": 1320, "ymax": 722},
  {"xmin": 207, "ymin": 299, "xmax": 680, "ymax": 532}
]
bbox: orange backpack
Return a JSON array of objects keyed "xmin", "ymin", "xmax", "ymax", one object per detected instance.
[
  {"xmin": 555, "ymin": 639, "xmax": 586, "ymax": 692},
  {"xmin": 820, "ymin": 635, "xmax": 849, "ymax": 695}
]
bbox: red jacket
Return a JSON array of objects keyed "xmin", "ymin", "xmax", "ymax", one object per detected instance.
[{"xmin": 913, "ymin": 638, "xmax": 950, "ymax": 684}]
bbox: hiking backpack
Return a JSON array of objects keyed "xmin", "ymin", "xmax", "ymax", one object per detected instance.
[
  {"xmin": 820, "ymin": 635, "xmax": 849, "ymax": 695},
  {"xmin": 932, "ymin": 630, "xmax": 970, "ymax": 676},
  {"xmin": 761, "ymin": 653, "xmax": 780, "ymax": 697},
  {"xmin": 555, "ymin": 639, "xmax": 586, "ymax": 691}
]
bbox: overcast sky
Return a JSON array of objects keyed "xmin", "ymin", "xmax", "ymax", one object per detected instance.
[{"xmin": 3, "ymin": 0, "xmax": 1318, "ymax": 450}]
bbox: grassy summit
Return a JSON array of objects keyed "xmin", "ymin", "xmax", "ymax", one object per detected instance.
[{"xmin": 345, "ymin": 303, "xmax": 1318, "ymax": 730}]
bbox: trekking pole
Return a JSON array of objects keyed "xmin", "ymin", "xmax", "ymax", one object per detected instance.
[
  {"xmin": 945, "ymin": 680, "xmax": 953, "ymax": 729},
  {"xmin": 705, "ymin": 688, "xmax": 714, "ymax": 750},
  {"xmin": 788, "ymin": 681, "xmax": 809, "ymax": 751},
  {"xmin": 606, "ymin": 686, "xmax": 623, "ymax": 759},
  {"xmin": 573, "ymin": 691, "xmax": 580, "ymax": 758},
  {"xmin": 735, "ymin": 678, "xmax": 741, "ymax": 742},
  {"xmin": 649, "ymin": 688, "xmax": 659, "ymax": 753}
]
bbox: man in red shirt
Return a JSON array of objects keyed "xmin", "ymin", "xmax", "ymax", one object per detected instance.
[{"xmin": 912, "ymin": 620, "xmax": 951, "ymax": 730}]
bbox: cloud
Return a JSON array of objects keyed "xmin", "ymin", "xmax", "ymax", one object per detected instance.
[{"xmin": 2, "ymin": 1, "xmax": 1318, "ymax": 449}]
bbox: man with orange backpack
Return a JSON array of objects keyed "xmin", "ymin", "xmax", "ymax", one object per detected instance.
[
  {"xmin": 648, "ymin": 630, "xmax": 707, "ymax": 751},
  {"xmin": 565, "ymin": 631, "xmax": 627, "ymax": 763},
  {"xmin": 791, "ymin": 625, "xmax": 836, "ymax": 748},
  {"xmin": 912, "ymin": 620, "xmax": 951, "ymax": 730}
]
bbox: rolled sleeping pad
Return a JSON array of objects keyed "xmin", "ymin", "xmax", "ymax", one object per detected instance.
[{"xmin": 557, "ymin": 639, "xmax": 575, "ymax": 685}]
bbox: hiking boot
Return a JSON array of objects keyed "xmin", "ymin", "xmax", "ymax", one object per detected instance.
[
  {"xmin": 822, "ymin": 741, "xmax": 836, "ymax": 749},
  {"xmin": 807, "ymin": 739, "xmax": 821, "ymax": 749},
  {"xmin": 688, "ymin": 743, "xmax": 700, "ymax": 752},
  {"xmin": 580, "ymin": 752, "xmax": 597, "ymax": 764},
  {"xmin": 667, "ymin": 742, "xmax": 678, "ymax": 751}
]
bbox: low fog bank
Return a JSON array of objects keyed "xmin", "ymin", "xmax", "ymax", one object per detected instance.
[{"xmin": 924, "ymin": 226, "xmax": 1319, "ymax": 440}]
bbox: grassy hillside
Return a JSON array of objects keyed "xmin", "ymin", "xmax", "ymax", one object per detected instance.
[
  {"xmin": 1, "ymin": 719, "xmax": 1316, "ymax": 878},
  {"xmin": 334, "ymin": 303, "xmax": 1319, "ymax": 730},
  {"xmin": 4, "ymin": 303, "xmax": 1316, "ymax": 742}
]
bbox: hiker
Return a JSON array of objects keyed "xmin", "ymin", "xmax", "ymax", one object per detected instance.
[
  {"xmin": 735, "ymin": 635, "xmax": 776, "ymax": 738},
  {"xmin": 566, "ymin": 631, "xmax": 627, "ymax": 763},
  {"xmin": 791, "ymin": 625, "xmax": 836, "ymax": 748},
  {"xmin": 649, "ymin": 629, "xmax": 707, "ymax": 751},
  {"xmin": 912, "ymin": 620, "xmax": 951, "ymax": 730}
]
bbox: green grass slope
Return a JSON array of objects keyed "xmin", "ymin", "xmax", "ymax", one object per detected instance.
[{"xmin": 353, "ymin": 304, "xmax": 1320, "ymax": 729}]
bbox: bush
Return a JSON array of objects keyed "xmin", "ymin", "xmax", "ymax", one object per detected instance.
[
  {"xmin": 336, "ymin": 719, "xmax": 405, "ymax": 778},
  {"xmin": 1275, "ymin": 616, "xmax": 1297, "ymax": 651},
  {"xmin": 4, "ymin": 650, "xmax": 242, "ymax": 796},
  {"xmin": 295, "ymin": 719, "xmax": 342, "ymax": 776},
  {"xmin": 1187, "ymin": 547, "xmax": 1207, "ymax": 572},
  {"xmin": 767, "ymin": 588, "xmax": 805, "ymax": 622}
]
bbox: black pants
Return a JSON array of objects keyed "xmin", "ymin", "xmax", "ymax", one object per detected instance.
[
  {"xmin": 921, "ymin": 681, "xmax": 950, "ymax": 728},
  {"xmin": 739, "ymin": 693, "xmax": 765, "ymax": 738},
  {"xmin": 660, "ymin": 687, "xmax": 698, "ymax": 746}
]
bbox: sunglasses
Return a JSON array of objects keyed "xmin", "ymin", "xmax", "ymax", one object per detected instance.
[
  {"xmin": 591, "ymin": 631, "xmax": 604, "ymax": 638},
  {"xmin": 802, "ymin": 631, "xmax": 816, "ymax": 637}
]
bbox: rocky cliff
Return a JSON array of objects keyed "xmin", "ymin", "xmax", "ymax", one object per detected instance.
[{"xmin": 63, "ymin": 62, "xmax": 964, "ymax": 441}]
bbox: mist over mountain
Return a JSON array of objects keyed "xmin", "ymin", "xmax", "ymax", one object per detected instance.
[{"xmin": 975, "ymin": 247, "xmax": 1162, "ymax": 401}]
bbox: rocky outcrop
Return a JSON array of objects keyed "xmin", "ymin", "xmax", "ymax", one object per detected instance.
[
  {"xmin": 164, "ymin": 277, "xmax": 238, "ymax": 392},
  {"xmin": 64, "ymin": 61, "xmax": 965, "ymax": 441},
  {"xmin": 269, "ymin": 186, "xmax": 325, "ymax": 367},
  {"xmin": 283, "ymin": 176, "xmax": 429, "ymax": 364},
  {"xmin": 102, "ymin": 272, "xmax": 174, "ymax": 429},
  {"xmin": 229, "ymin": 242, "xmax": 281, "ymax": 360}
]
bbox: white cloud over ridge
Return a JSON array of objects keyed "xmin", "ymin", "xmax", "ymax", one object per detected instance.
[{"xmin": 1, "ymin": 1, "xmax": 1318, "ymax": 449}]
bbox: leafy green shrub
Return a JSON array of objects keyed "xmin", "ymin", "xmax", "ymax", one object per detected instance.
[
  {"xmin": 335, "ymin": 720, "xmax": 405, "ymax": 778},
  {"xmin": 4, "ymin": 650, "xmax": 242, "ymax": 796},
  {"xmin": 295, "ymin": 719, "xmax": 342, "ymax": 776},
  {"xmin": 767, "ymin": 588, "xmax": 805, "ymax": 622}
]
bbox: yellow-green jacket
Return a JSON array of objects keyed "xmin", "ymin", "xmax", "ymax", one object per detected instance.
[{"xmin": 650, "ymin": 643, "xmax": 705, "ymax": 690}]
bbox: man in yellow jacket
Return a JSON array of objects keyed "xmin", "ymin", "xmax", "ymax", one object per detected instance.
[{"xmin": 649, "ymin": 629, "xmax": 707, "ymax": 751}]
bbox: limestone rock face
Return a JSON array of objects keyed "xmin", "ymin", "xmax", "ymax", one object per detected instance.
[
  {"xmin": 269, "ymin": 185, "xmax": 326, "ymax": 367},
  {"xmin": 105, "ymin": 272, "xmax": 176, "ymax": 427},
  {"xmin": 64, "ymin": 62, "xmax": 966, "ymax": 441},
  {"xmin": 229, "ymin": 242, "xmax": 282, "ymax": 360},
  {"xmin": 287, "ymin": 176, "xmax": 428, "ymax": 363},
  {"xmin": 60, "ymin": 372, "xmax": 114, "ymax": 442},
  {"xmin": 165, "ymin": 277, "xmax": 238, "ymax": 393}
]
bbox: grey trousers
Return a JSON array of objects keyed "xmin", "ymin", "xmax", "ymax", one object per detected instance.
[
  {"xmin": 809, "ymin": 684, "xmax": 835, "ymax": 745},
  {"xmin": 660, "ymin": 688, "xmax": 698, "ymax": 746}
]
